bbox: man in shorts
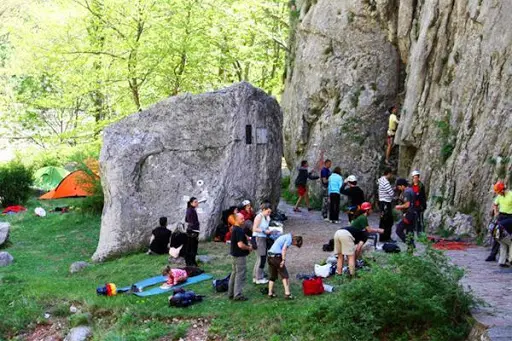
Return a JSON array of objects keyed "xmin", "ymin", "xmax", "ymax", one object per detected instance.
[
  {"xmin": 385, "ymin": 106, "xmax": 399, "ymax": 164},
  {"xmin": 267, "ymin": 233, "xmax": 303, "ymax": 299}
]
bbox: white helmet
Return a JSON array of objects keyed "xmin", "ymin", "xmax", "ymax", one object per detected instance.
[
  {"xmin": 411, "ymin": 170, "xmax": 421, "ymax": 177},
  {"xmin": 347, "ymin": 175, "xmax": 357, "ymax": 182},
  {"xmin": 242, "ymin": 200, "xmax": 251, "ymax": 207}
]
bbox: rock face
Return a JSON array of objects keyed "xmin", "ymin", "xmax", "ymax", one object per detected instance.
[
  {"xmin": 0, "ymin": 251, "xmax": 13, "ymax": 266},
  {"xmin": 0, "ymin": 222, "xmax": 9, "ymax": 246},
  {"xmin": 283, "ymin": 0, "xmax": 511, "ymax": 230},
  {"xmin": 64, "ymin": 326, "xmax": 91, "ymax": 341},
  {"xmin": 93, "ymin": 82, "xmax": 282, "ymax": 261}
]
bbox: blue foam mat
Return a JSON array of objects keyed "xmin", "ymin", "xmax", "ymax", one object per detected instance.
[
  {"xmin": 134, "ymin": 273, "xmax": 213, "ymax": 297},
  {"xmin": 117, "ymin": 275, "xmax": 167, "ymax": 293}
]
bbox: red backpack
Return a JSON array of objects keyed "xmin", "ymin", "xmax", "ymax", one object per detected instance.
[{"xmin": 302, "ymin": 277, "xmax": 324, "ymax": 295}]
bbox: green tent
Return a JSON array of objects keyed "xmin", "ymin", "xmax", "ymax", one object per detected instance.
[{"xmin": 33, "ymin": 166, "xmax": 70, "ymax": 191}]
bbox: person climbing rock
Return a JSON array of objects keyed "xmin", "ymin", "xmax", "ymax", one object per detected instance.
[
  {"xmin": 411, "ymin": 170, "xmax": 427, "ymax": 233},
  {"xmin": 340, "ymin": 175, "xmax": 365, "ymax": 222},
  {"xmin": 185, "ymin": 197, "xmax": 200, "ymax": 266},
  {"xmin": 328, "ymin": 167, "xmax": 343, "ymax": 223},
  {"xmin": 378, "ymin": 168, "xmax": 396, "ymax": 242},
  {"xmin": 487, "ymin": 181, "xmax": 512, "ymax": 265},
  {"xmin": 385, "ymin": 106, "xmax": 400, "ymax": 164},
  {"xmin": 320, "ymin": 159, "xmax": 332, "ymax": 220},
  {"xmin": 293, "ymin": 160, "xmax": 318, "ymax": 212},
  {"xmin": 395, "ymin": 178, "xmax": 416, "ymax": 251}
]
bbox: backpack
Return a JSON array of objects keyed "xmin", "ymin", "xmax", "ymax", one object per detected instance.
[
  {"xmin": 382, "ymin": 243, "xmax": 401, "ymax": 253},
  {"xmin": 302, "ymin": 277, "xmax": 324, "ymax": 296},
  {"xmin": 322, "ymin": 239, "xmax": 334, "ymax": 252},
  {"xmin": 212, "ymin": 273, "xmax": 230, "ymax": 292},
  {"xmin": 168, "ymin": 288, "xmax": 204, "ymax": 308}
]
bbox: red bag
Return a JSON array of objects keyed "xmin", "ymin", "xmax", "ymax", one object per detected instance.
[{"xmin": 302, "ymin": 277, "xmax": 324, "ymax": 296}]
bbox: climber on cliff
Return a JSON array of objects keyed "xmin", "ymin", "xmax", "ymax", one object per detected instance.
[
  {"xmin": 293, "ymin": 160, "xmax": 319, "ymax": 212},
  {"xmin": 385, "ymin": 106, "xmax": 400, "ymax": 164}
]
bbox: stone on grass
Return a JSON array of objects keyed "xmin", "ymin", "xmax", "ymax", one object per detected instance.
[
  {"xmin": 197, "ymin": 255, "xmax": 215, "ymax": 264},
  {"xmin": 70, "ymin": 261, "xmax": 90, "ymax": 274},
  {"xmin": 64, "ymin": 326, "xmax": 92, "ymax": 341},
  {"xmin": 0, "ymin": 251, "xmax": 13, "ymax": 266},
  {"xmin": 93, "ymin": 82, "xmax": 283, "ymax": 261},
  {"xmin": 0, "ymin": 222, "xmax": 10, "ymax": 246}
]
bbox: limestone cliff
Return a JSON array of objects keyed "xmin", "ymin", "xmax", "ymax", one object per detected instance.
[{"xmin": 283, "ymin": 0, "xmax": 511, "ymax": 233}]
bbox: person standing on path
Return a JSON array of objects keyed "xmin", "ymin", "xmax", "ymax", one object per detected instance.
[
  {"xmin": 395, "ymin": 178, "xmax": 416, "ymax": 251},
  {"xmin": 294, "ymin": 160, "xmax": 317, "ymax": 212},
  {"xmin": 340, "ymin": 175, "xmax": 365, "ymax": 222},
  {"xmin": 320, "ymin": 159, "xmax": 332, "ymax": 220},
  {"xmin": 252, "ymin": 203, "xmax": 272, "ymax": 284},
  {"xmin": 490, "ymin": 181, "xmax": 512, "ymax": 266},
  {"xmin": 228, "ymin": 213, "xmax": 253, "ymax": 301},
  {"xmin": 378, "ymin": 168, "xmax": 395, "ymax": 242},
  {"xmin": 328, "ymin": 167, "xmax": 343, "ymax": 223},
  {"xmin": 411, "ymin": 170, "xmax": 427, "ymax": 233},
  {"xmin": 267, "ymin": 233, "xmax": 303, "ymax": 299},
  {"xmin": 385, "ymin": 106, "xmax": 400, "ymax": 164},
  {"xmin": 185, "ymin": 197, "xmax": 200, "ymax": 266}
]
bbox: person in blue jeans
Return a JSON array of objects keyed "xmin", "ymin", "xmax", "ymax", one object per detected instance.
[
  {"xmin": 267, "ymin": 233, "xmax": 303, "ymax": 299},
  {"xmin": 320, "ymin": 159, "xmax": 332, "ymax": 220}
]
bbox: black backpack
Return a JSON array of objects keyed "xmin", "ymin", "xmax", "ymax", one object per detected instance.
[
  {"xmin": 212, "ymin": 273, "xmax": 230, "ymax": 292},
  {"xmin": 322, "ymin": 239, "xmax": 334, "ymax": 252},
  {"xmin": 382, "ymin": 243, "xmax": 401, "ymax": 253}
]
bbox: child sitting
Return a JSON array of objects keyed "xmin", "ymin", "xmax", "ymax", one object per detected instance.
[{"xmin": 162, "ymin": 266, "xmax": 188, "ymax": 287}]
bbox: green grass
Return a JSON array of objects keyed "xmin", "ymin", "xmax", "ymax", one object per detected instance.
[{"xmin": 0, "ymin": 197, "xmax": 334, "ymax": 340}]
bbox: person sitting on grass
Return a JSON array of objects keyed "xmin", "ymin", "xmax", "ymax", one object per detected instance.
[
  {"xmin": 147, "ymin": 217, "xmax": 172, "ymax": 255},
  {"xmin": 267, "ymin": 233, "xmax": 303, "ymax": 299},
  {"xmin": 224, "ymin": 206, "xmax": 239, "ymax": 243},
  {"xmin": 161, "ymin": 266, "xmax": 188, "ymax": 288},
  {"xmin": 350, "ymin": 202, "xmax": 385, "ymax": 248}
]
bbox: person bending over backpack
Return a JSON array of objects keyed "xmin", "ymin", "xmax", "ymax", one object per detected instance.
[{"xmin": 267, "ymin": 233, "xmax": 303, "ymax": 299}]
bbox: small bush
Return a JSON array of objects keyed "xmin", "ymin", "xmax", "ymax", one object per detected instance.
[
  {"xmin": 0, "ymin": 161, "xmax": 33, "ymax": 207},
  {"xmin": 74, "ymin": 162, "xmax": 104, "ymax": 214},
  {"xmin": 294, "ymin": 248, "xmax": 475, "ymax": 341}
]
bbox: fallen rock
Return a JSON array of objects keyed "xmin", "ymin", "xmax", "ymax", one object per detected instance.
[
  {"xmin": 93, "ymin": 82, "xmax": 283, "ymax": 261},
  {"xmin": 448, "ymin": 213, "xmax": 475, "ymax": 237},
  {"xmin": 0, "ymin": 251, "xmax": 13, "ymax": 266},
  {"xmin": 64, "ymin": 326, "xmax": 91, "ymax": 341},
  {"xmin": 69, "ymin": 261, "xmax": 90, "ymax": 274},
  {"xmin": 0, "ymin": 222, "xmax": 10, "ymax": 246}
]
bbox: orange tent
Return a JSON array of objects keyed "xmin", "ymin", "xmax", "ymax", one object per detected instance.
[{"xmin": 39, "ymin": 170, "xmax": 97, "ymax": 200}]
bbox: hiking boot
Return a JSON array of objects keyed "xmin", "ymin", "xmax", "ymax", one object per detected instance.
[
  {"xmin": 293, "ymin": 208, "xmax": 301, "ymax": 212},
  {"xmin": 255, "ymin": 278, "xmax": 269, "ymax": 284},
  {"xmin": 485, "ymin": 256, "xmax": 496, "ymax": 262},
  {"xmin": 308, "ymin": 208, "xmax": 313, "ymax": 211},
  {"xmin": 323, "ymin": 218, "xmax": 330, "ymax": 222},
  {"xmin": 499, "ymin": 263, "xmax": 510, "ymax": 268},
  {"xmin": 234, "ymin": 295, "xmax": 249, "ymax": 301}
]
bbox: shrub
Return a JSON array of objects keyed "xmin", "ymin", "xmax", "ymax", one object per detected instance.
[
  {"xmin": 74, "ymin": 162, "xmax": 104, "ymax": 214},
  {"xmin": 0, "ymin": 161, "xmax": 33, "ymax": 207},
  {"xmin": 295, "ymin": 248, "xmax": 475, "ymax": 341}
]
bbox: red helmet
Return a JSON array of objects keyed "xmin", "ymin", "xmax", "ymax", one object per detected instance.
[
  {"xmin": 361, "ymin": 202, "xmax": 372, "ymax": 211},
  {"xmin": 494, "ymin": 181, "xmax": 506, "ymax": 194}
]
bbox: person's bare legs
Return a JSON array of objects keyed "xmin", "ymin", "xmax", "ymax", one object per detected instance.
[
  {"xmin": 305, "ymin": 191, "xmax": 310, "ymax": 209},
  {"xmin": 348, "ymin": 255, "xmax": 356, "ymax": 276},
  {"xmin": 283, "ymin": 278, "xmax": 291, "ymax": 295},
  {"xmin": 385, "ymin": 137, "xmax": 392, "ymax": 162},
  {"xmin": 336, "ymin": 253, "xmax": 344, "ymax": 274},
  {"xmin": 294, "ymin": 195, "xmax": 303, "ymax": 210},
  {"xmin": 268, "ymin": 280, "xmax": 275, "ymax": 295}
]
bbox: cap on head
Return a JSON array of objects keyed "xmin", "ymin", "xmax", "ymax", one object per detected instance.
[
  {"xmin": 411, "ymin": 170, "xmax": 421, "ymax": 177},
  {"xmin": 347, "ymin": 175, "xmax": 357, "ymax": 183},
  {"xmin": 396, "ymin": 178, "xmax": 409, "ymax": 187},
  {"xmin": 494, "ymin": 181, "xmax": 506, "ymax": 194},
  {"xmin": 361, "ymin": 202, "xmax": 372, "ymax": 211},
  {"xmin": 242, "ymin": 200, "xmax": 251, "ymax": 207}
]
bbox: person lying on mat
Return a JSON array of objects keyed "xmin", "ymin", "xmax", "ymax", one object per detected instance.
[{"xmin": 161, "ymin": 266, "xmax": 188, "ymax": 288}]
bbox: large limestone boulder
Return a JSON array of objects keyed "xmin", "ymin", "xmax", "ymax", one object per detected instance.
[
  {"xmin": 282, "ymin": 0, "xmax": 400, "ymax": 200},
  {"xmin": 93, "ymin": 82, "xmax": 282, "ymax": 261}
]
